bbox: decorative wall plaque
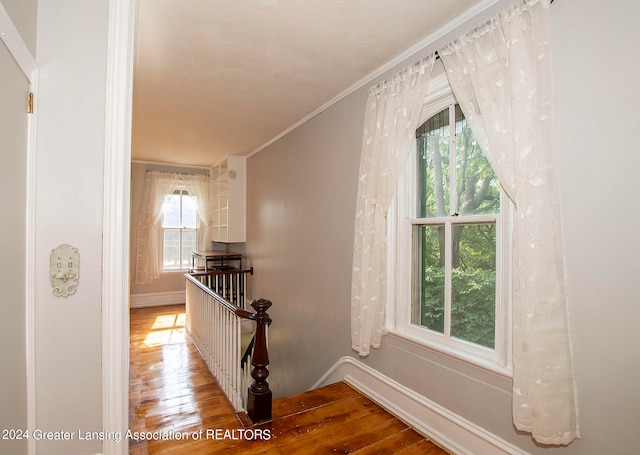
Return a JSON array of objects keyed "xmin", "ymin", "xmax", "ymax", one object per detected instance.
[{"xmin": 50, "ymin": 244, "xmax": 79, "ymax": 297}]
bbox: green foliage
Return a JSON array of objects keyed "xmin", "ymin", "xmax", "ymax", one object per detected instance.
[
  {"xmin": 417, "ymin": 224, "xmax": 496, "ymax": 349},
  {"xmin": 418, "ymin": 112, "xmax": 500, "ymax": 218},
  {"xmin": 451, "ymin": 268, "xmax": 495, "ymax": 348},
  {"xmin": 420, "ymin": 267, "xmax": 496, "ymax": 349}
]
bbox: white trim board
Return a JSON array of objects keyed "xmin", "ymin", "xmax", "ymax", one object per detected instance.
[
  {"xmin": 130, "ymin": 291, "xmax": 186, "ymax": 309},
  {"xmin": 25, "ymin": 69, "xmax": 38, "ymax": 455},
  {"xmin": 102, "ymin": 0, "xmax": 136, "ymax": 454},
  {"xmin": 313, "ymin": 357, "xmax": 529, "ymax": 455},
  {"xmin": 0, "ymin": 0, "xmax": 36, "ymax": 80}
]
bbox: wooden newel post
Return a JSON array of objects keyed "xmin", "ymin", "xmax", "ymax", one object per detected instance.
[{"xmin": 247, "ymin": 298, "xmax": 272, "ymax": 423}]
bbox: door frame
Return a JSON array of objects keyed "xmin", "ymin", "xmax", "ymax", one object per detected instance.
[
  {"xmin": 0, "ymin": 2, "xmax": 38, "ymax": 454},
  {"xmin": 102, "ymin": 0, "xmax": 136, "ymax": 453}
]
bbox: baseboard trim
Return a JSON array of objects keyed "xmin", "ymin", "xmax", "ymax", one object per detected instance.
[
  {"xmin": 130, "ymin": 291, "xmax": 186, "ymax": 308},
  {"xmin": 313, "ymin": 356, "xmax": 528, "ymax": 455}
]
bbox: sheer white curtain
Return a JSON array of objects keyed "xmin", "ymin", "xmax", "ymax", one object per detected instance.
[
  {"xmin": 440, "ymin": 0, "xmax": 579, "ymax": 445},
  {"xmin": 351, "ymin": 56, "xmax": 435, "ymax": 356},
  {"xmin": 135, "ymin": 171, "xmax": 211, "ymax": 285},
  {"xmin": 182, "ymin": 175, "xmax": 214, "ymax": 250}
]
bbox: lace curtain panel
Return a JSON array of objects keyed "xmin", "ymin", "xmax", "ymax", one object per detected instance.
[
  {"xmin": 182, "ymin": 174, "xmax": 215, "ymax": 249},
  {"xmin": 135, "ymin": 171, "xmax": 213, "ymax": 285},
  {"xmin": 439, "ymin": 0, "xmax": 578, "ymax": 445},
  {"xmin": 351, "ymin": 56, "xmax": 435, "ymax": 356}
]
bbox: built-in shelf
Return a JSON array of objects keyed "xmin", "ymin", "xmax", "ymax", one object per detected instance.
[{"xmin": 211, "ymin": 155, "xmax": 246, "ymax": 243}]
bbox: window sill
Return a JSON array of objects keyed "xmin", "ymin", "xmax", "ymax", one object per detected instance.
[{"xmin": 384, "ymin": 328, "xmax": 513, "ymax": 380}]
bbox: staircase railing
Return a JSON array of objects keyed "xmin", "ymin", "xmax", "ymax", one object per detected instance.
[
  {"xmin": 189, "ymin": 267, "xmax": 251, "ymax": 308},
  {"xmin": 184, "ymin": 269, "xmax": 272, "ymax": 423}
]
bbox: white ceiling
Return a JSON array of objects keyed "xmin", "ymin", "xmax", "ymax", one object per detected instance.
[{"xmin": 132, "ymin": 0, "xmax": 487, "ymax": 167}]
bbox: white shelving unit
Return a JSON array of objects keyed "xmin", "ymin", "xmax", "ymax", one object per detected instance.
[{"xmin": 211, "ymin": 155, "xmax": 246, "ymax": 243}]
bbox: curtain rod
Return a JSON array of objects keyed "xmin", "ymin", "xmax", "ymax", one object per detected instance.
[
  {"xmin": 132, "ymin": 159, "xmax": 211, "ymax": 170},
  {"xmin": 434, "ymin": 0, "xmax": 554, "ymax": 61}
]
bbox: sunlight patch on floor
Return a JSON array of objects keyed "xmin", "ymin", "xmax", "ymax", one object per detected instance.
[{"xmin": 144, "ymin": 312, "xmax": 187, "ymax": 347}]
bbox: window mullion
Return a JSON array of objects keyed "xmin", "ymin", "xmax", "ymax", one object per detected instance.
[
  {"xmin": 178, "ymin": 192, "xmax": 184, "ymax": 265},
  {"xmin": 448, "ymin": 104, "xmax": 457, "ymax": 216},
  {"xmin": 178, "ymin": 191, "xmax": 183, "ymax": 227},
  {"xmin": 445, "ymin": 104, "xmax": 456, "ymax": 341},
  {"xmin": 444, "ymin": 220, "xmax": 452, "ymax": 339}
]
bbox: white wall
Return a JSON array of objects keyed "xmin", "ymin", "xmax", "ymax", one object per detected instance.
[
  {"xmin": 551, "ymin": 0, "xmax": 640, "ymax": 452},
  {"xmin": 0, "ymin": 29, "xmax": 30, "ymax": 455},
  {"xmin": 33, "ymin": 0, "xmax": 110, "ymax": 453},
  {"xmin": 246, "ymin": 92, "xmax": 364, "ymax": 396},
  {"xmin": 246, "ymin": 0, "xmax": 640, "ymax": 453}
]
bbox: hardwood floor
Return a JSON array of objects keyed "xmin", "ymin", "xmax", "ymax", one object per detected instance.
[{"xmin": 130, "ymin": 304, "xmax": 448, "ymax": 454}]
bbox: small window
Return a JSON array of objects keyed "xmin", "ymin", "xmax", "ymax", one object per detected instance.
[{"xmin": 161, "ymin": 190, "xmax": 198, "ymax": 271}]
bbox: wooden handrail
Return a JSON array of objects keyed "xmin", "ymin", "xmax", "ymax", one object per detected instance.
[
  {"xmin": 189, "ymin": 266, "xmax": 254, "ymax": 278},
  {"xmin": 241, "ymin": 334, "xmax": 255, "ymax": 370},
  {"xmin": 187, "ymin": 267, "xmax": 253, "ymax": 309}
]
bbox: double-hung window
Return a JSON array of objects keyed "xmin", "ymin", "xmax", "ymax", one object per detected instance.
[
  {"xmin": 390, "ymin": 81, "xmax": 511, "ymax": 372},
  {"xmin": 161, "ymin": 189, "xmax": 198, "ymax": 271}
]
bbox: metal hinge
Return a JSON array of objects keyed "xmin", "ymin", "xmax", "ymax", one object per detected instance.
[{"xmin": 27, "ymin": 92, "xmax": 34, "ymax": 114}]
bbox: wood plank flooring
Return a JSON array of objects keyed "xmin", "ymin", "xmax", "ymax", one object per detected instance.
[{"xmin": 130, "ymin": 304, "xmax": 448, "ymax": 454}]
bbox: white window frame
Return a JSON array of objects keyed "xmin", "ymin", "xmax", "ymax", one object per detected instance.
[
  {"xmin": 385, "ymin": 72, "xmax": 513, "ymax": 376},
  {"xmin": 159, "ymin": 187, "xmax": 199, "ymax": 272}
]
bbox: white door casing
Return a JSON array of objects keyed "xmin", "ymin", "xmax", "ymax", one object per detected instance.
[{"xmin": 102, "ymin": 0, "xmax": 136, "ymax": 454}]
